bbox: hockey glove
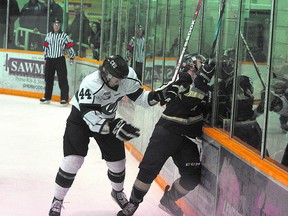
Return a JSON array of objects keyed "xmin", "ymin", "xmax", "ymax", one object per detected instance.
[
  {"xmin": 152, "ymin": 83, "xmax": 180, "ymax": 105},
  {"xmin": 109, "ymin": 118, "xmax": 140, "ymax": 141},
  {"xmin": 193, "ymin": 76, "xmax": 210, "ymax": 92}
]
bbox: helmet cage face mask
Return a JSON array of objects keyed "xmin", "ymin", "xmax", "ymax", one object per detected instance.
[
  {"xmin": 103, "ymin": 68, "xmax": 114, "ymax": 81},
  {"xmin": 181, "ymin": 58, "xmax": 196, "ymax": 73},
  {"xmin": 180, "ymin": 53, "xmax": 206, "ymax": 73},
  {"xmin": 101, "ymin": 67, "xmax": 122, "ymax": 88},
  {"xmin": 220, "ymin": 56, "xmax": 235, "ymax": 80}
]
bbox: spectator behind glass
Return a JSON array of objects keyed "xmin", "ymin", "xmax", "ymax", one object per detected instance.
[
  {"xmin": 0, "ymin": 0, "xmax": 20, "ymax": 48},
  {"xmin": 167, "ymin": 37, "xmax": 179, "ymax": 57},
  {"xmin": 45, "ymin": 0, "xmax": 63, "ymax": 32},
  {"xmin": 88, "ymin": 21, "xmax": 101, "ymax": 60},
  {"xmin": 126, "ymin": 25, "xmax": 145, "ymax": 80},
  {"xmin": 19, "ymin": 0, "xmax": 46, "ymax": 51},
  {"xmin": 68, "ymin": 5, "xmax": 90, "ymax": 56}
]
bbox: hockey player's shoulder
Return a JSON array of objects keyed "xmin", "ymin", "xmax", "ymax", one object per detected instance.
[
  {"xmin": 81, "ymin": 70, "xmax": 104, "ymax": 92},
  {"xmin": 125, "ymin": 67, "xmax": 142, "ymax": 85},
  {"xmin": 82, "ymin": 70, "xmax": 99, "ymax": 82},
  {"xmin": 176, "ymin": 72, "xmax": 193, "ymax": 84}
]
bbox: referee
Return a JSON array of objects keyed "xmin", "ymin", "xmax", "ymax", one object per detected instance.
[{"xmin": 40, "ymin": 18, "xmax": 75, "ymax": 106}]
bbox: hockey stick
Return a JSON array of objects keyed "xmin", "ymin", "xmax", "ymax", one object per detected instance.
[
  {"xmin": 170, "ymin": 0, "xmax": 203, "ymax": 83},
  {"xmin": 227, "ymin": 0, "xmax": 265, "ymax": 88},
  {"xmin": 210, "ymin": 0, "xmax": 226, "ymax": 58}
]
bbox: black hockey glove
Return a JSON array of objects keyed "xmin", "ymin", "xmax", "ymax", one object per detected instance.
[
  {"xmin": 109, "ymin": 118, "xmax": 140, "ymax": 141},
  {"xmin": 151, "ymin": 89, "xmax": 166, "ymax": 104},
  {"xmin": 151, "ymin": 83, "xmax": 179, "ymax": 106},
  {"xmin": 193, "ymin": 76, "xmax": 210, "ymax": 93}
]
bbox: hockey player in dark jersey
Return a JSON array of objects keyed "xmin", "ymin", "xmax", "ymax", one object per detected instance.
[
  {"xmin": 216, "ymin": 49, "xmax": 263, "ymax": 151},
  {"xmin": 48, "ymin": 55, "xmax": 165, "ymax": 216},
  {"xmin": 117, "ymin": 53, "xmax": 215, "ymax": 216}
]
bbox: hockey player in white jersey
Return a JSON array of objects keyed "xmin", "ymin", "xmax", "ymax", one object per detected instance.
[{"xmin": 48, "ymin": 55, "xmax": 164, "ymax": 216}]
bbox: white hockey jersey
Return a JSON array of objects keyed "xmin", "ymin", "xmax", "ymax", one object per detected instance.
[{"xmin": 70, "ymin": 67, "xmax": 153, "ymax": 133}]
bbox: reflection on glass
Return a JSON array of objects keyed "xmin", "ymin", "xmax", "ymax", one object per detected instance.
[
  {"xmin": 264, "ymin": 0, "xmax": 288, "ymax": 167},
  {"xmin": 88, "ymin": 21, "xmax": 101, "ymax": 60},
  {"xmin": 210, "ymin": 0, "xmax": 266, "ymax": 155},
  {"xmin": 18, "ymin": 0, "xmax": 46, "ymax": 51},
  {"xmin": 101, "ymin": 0, "xmax": 112, "ymax": 59},
  {"xmin": 68, "ymin": 4, "xmax": 90, "ymax": 57},
  {"xmin": 127, "ymin": 25, "xmax": 145, "ymax": 80},
  {"xmin": 0, "ymin": 0, "xmax": 20, "ymax": 49}
]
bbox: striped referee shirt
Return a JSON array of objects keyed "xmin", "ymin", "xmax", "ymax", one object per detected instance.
[
  {"xmin": 128, "ymin": 36, "xmax": 145, "ymax": 63},
  {"xmin": 43, "ymin": 31, "xmax": 76, "ymax": 60}
]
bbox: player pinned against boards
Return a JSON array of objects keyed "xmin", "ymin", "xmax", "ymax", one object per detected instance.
[{"xmin": 118, "ymin": 53, "xmax": 215, "ymax": 216}]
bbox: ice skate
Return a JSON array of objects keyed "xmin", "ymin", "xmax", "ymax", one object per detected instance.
[
  {"xmin": 111, "ymin": 189, "xmax": 129, "ymax": 209},
  {"xmin": 40, "ymin": 98, "xmax": 51, "ymax": 104},
  {"xmin": 60, "ymin": 100, "xmax": 68, "ymax": 106},
  {"xmin": 49, "ymin": 197, "xmax": 63, "ymax": 216},
  {"xmin": 158, "ymin": 185, "xmax": 183, "ymax": 216},
  {"xmin": 117, "ymin": 201, "xmax": 139, "ymax": 216}
]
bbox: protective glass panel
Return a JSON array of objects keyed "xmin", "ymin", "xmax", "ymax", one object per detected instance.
[
  {"xmin": 101, "ymin": 0, "xmax": 112, "ymax": 59},
  {"xmin": 152, "ymin": 0, "xmax": 166, "ymax": 88},
  {"xmin": 15, "ymin": 0, "xmax": 49, "ymax": 51},
  {"xmin": 144, "ymin": 0, "xmax": 156, "ymax": 87},
  {"xmin": 264, "ymin": 0, "xmax": 288, "ymax": 167},
  {"xmin": 208, "ymin": 0, "xmax": 266, "ymax": 154},
  {"xmin": 85, "ymin": 0, "xmax": 102, "ymax": 60},
  {"xmin": 231, "ymin": 1, "xmax": 270, "ymax": 154},
  {"xmin": 67, "ymin": 1, "xmax": 88, "ymax": 57},
  {"xmin": 126, "ymin": 0, "xmax": 146, "ymax": 82},
  {"xmin": 1, "ymin": 0, "xmax": 20, "ymax": 49}
]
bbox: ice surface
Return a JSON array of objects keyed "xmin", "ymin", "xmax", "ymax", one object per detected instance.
[{"xmin": 0, "ymin": 94, "xmax": 168, "ymax": 216}]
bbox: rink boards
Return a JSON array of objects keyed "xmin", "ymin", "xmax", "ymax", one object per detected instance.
[{"xmin": 118, "ymin": 96, "xmax": 288, "ymax": 216}]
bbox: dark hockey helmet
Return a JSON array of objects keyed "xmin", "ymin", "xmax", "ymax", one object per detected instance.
[
  {"xmin": 180, "ymin": 53, "xmax": 206, "ymax": 73},
  {"xmin": 238, "ymin": 75, "xmax": 254, "ymax": 98},
  {"xmin": 53, "ymin": 18, "xmax": 61, "ymax": 24},
  {"xmin": 103, "ymin": 55, "xmax": 129, "ymax": 79},
  {"xmin": 220, "ymin": 48, "xmax": 236, "ymax": 80}
]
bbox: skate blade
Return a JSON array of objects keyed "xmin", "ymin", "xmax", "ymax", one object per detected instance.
[{"xmin": 40, "ymin": 101, "xmax": 51, "ymax": 104}]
